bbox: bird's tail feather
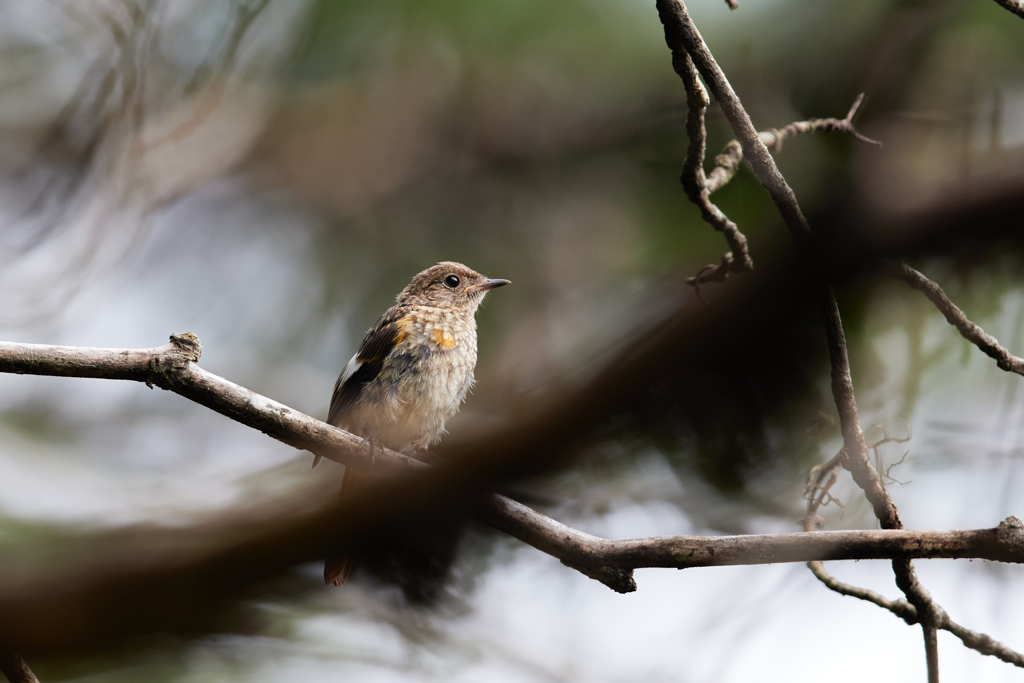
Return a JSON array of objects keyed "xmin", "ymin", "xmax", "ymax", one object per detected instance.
[{"xmin": 323, "ymin": 467, "xmax": 368, "ymax": 586}]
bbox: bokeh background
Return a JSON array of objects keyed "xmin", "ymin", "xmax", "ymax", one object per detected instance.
[{"xmin": 1, "ymin": 0, "xmax": 1023, "ymax": 680}]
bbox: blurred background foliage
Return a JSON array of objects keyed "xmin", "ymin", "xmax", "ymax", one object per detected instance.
[{"xmin": 0, "ymin": 0, "xmax": 1023, "ymax": 680}]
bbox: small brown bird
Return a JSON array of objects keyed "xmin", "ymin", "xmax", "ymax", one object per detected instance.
[{"xmin": 319, "ymin": 261, "xmax": 510, "ymax": 586}]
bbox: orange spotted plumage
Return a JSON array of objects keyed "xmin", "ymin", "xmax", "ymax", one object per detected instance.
[{"xmin": 432, "ymin": 328, "xmax": 457, "ymax": 350}]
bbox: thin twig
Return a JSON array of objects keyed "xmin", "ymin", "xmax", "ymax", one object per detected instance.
[
  {"xmin": 654, "ymin": 4, "xmax": 962, "ymax": 678},
  {"xmin": 761, "ymin": 94, "xmax": 882, "ymax": 152},
  {"xmin": 923, "ymin": 626, "xmax": 940, "ymax": 683},
  {"xmin": 803, "ymin": 457, "xmax": 916, "ymax": 624},
  {"xmin": 820, "ymin": 283, "xmax": 944, "ymax": 679},
  {"xmin": 705, "ymin": 94, "xmax": 881, "ymax": 195},
  {"xmin": 803, "ymin": 459, "xmax": 1024, "ymax": 668},
  {"xmin": 945, "ymin": 612, "xmax": 1024, "ymax": 667},
  {"xmin": 867, "ymin": 420, "xmax": 913, "ymax": 489},
  {"xmin": 818, "ymin": 287, "xmax": 901, "ymax": 526},
  {"xmin": 656, "ymin": 0, "xmax": 813, "ymax": 244},
  {"xmin": 668, "ymin": 58, "xmax": 878, "ymax": 298},
  {"xmin": 671, "ymin": 50, "xmax": 752, "ymax": 295},
  {"xmin": 890, "ymin": 261, "xmax": 1024, "ymax": 376}
]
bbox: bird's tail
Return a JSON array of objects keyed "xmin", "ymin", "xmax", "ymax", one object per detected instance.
[{"xmin": 324, "ymin": 467, "xmax": 367, "ymax": 587}]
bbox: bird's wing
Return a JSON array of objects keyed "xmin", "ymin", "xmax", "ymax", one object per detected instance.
[{"xmin": 327, "ymin": 304, "xmax": 413, "ymax": 426}]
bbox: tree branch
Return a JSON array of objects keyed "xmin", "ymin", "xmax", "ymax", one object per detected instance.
[
  {"xmin": 820, "ymin": 284, "xmax": 944, "ymax": 677},
  {"xmin": 704, "ymin": 93, "xmax": 880, "ymax": 196},
  {"xmin": 803, "ymin": 452, "xmax": 1024, "ymax": 668},
  {"xmin": 654, "ymin": 4, "xmax": 954, "ymax": 676},
  {"xmin": 673, "ymin": 88, "xmax": 878, "ymax": 297},
  {"xmin": 818, "ymin": 287, "xmax": 900, "ymax": 528},
  {"xmin": 672, "ymin": 50, "xmax": 752, "ymax": 296},
  {"xmin": 486, "ymin": 496, "xmax": 1024, "ymax": 573},
  {"xmin": 656, "ymin": 0, "xmax": 813, "ymax": 244},
  {"xmin": 9, "ymin": 336, "xmax": 1024, "ymax": 583},
  {"xmin": 889, "ymin": 261, "xmax": 1024, "ymax": 376},
  {"xmin": 0, "ymin": 334, "xmax": 425, "ymax": 477},
  {"xmin": 3, "ymin": 333, "xmax": 1024, "ymax": 651}
]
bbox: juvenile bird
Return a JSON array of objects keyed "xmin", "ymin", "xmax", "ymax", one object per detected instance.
[{"xmin": 319, "ymin": 261, "xmax": 510, "ymax": 586}]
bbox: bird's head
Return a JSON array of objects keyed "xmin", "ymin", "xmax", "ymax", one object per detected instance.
[{"xmin": 397, "ymin": 261, "xmax": 510, "ymax": 311}]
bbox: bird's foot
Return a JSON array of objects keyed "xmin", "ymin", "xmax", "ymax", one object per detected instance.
[{"xmin": 358, "ymin": 434, "xmax": 381, "ymax": 466}]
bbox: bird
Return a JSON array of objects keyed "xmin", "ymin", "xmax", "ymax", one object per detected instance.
[{"xmin": 318, "ymin": 261, "xmax": 510, "ymax": 586}]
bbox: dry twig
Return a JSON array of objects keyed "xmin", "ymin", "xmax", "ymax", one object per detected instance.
[
  {"xmin": 656, "ymin": 0, "xmax": 813, "ymax": 243},
  {"xmin": 820, "ymin": 281, "xmax": 945, "ymax": 680},
  {"xmin": 804, "ymin": 483, "xmax": 1024, "ymax": 669},
  {"xmin": 890, "ymin": 262, "xmax": 1024, "ymax": 376},
  {"xmin": 653, "ymin": 2, "xmax": 974, "ymax": 677},
  {"xmin": 2, "ymin": 335, "xmax": 1024, "ymax": 640},
  {"xmin": 668, "ymin": 52, "xmax": 877, "ymax": 297},
  {"xmin": 802, "ymin": 412, "xmax": 1024, "ymax": 669},
  {"xmin": 671, "ymin": 51, "xmax": 752, "ymax": 297},
  {"xmin": 705, "ymin": 93, "xmax": 880, "ymax": 196},
  {"xmin": 803, "ymin": 458, "xmax": 915, "ymax": 620}
]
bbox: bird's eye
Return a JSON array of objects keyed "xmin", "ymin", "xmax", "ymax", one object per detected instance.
[{"xmin": 443, "ymin": 275, "xmax": 460, "ymax": 288}]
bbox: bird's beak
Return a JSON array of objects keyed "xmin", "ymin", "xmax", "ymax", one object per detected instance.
[{"xmin": 468, "ymin": 278, "xmax": 511, "ymax": 294}]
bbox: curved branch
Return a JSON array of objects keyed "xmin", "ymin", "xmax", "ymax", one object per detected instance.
[
  {"xmin": 654, "ymin": 5, "xmax": 950, "ymax": 676},
  {"xmin": 1, "ymin": 331, "xmax": 1024, "ymax": 659},
  {"xmin": 484, "ymin": 493, "xmax": 1024, "ymax": 575},
  {"xmin": 672, "ymin": 50, "xmax": 752, "ymax": 296},
  {"xmin": 890, "ymin": 262, "xmax": 1024, "ymax": 376},
  {"xmin": 803, "ymin": 456, "xmax": 1024, "ymax": 668},
  {"xmin": 678, "ymin": 93, "xmax": 877, "ymax": 297},
  {"xmin": 705, "ymin": 93, "xmax": 880, "ymax": 195},
  {"xmin": 656, "ymin": 0, "xmax": 813, "ymax": 243},
  {"xmin": 0, "ymin": 334, "xmax": 424, "ymax": 476},
  {"xmin": 820, "ymin": 285, "xmax": 944, "ymax": 674}
]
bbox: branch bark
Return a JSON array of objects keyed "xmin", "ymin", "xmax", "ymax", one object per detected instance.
[
  {"xmin": 704, "ymin": 93, "xmax": 879, "ymax": 196},
  {"xmin": 654, "ymin": 3, "xmax": 958, "ymax": 677},
  {"xmin": 820, "ymin": 283, "xmax": 945, "ymax": 678},
  {"xmin": 673, "ymin": 50, "xmax": 752, "ymax": 294},
  {"xmin": 487, "ymin": 497, "xmax": 1024, "ymax": 571},
  {"xmin": 656, "ymin": 0, "xmax": 813, "ymax": 244},
  {"xmin": 4, "ymin": 335, "xmax": 1024, "ymax": 578},
  {"xmin": 803, "ymin": 458, "xmax": 1024, "ymax": 668},
  {"xmin": 0, "ymin": 334, "xmax": 425, "ymax": 476},
  {"xmin": 890, "ymin": 261, "xmax": 1024, "ymax": 376},
  {"xmin": 2, "ymin": 333, "xmax": 1024, "ymax": 654}
]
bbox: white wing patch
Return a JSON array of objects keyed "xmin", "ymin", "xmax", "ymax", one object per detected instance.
[
  {"xmin": 313, "ymin": 353, "xmax": 364, "ymax": 470},
  {"xmin": 339, "ymin": 352, "xmax": 362, "ymax": 386}
]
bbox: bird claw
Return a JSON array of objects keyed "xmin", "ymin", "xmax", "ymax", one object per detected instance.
[{"xmin": 358, "ymin": 434, "xmax": 381, "ymax": 466}]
